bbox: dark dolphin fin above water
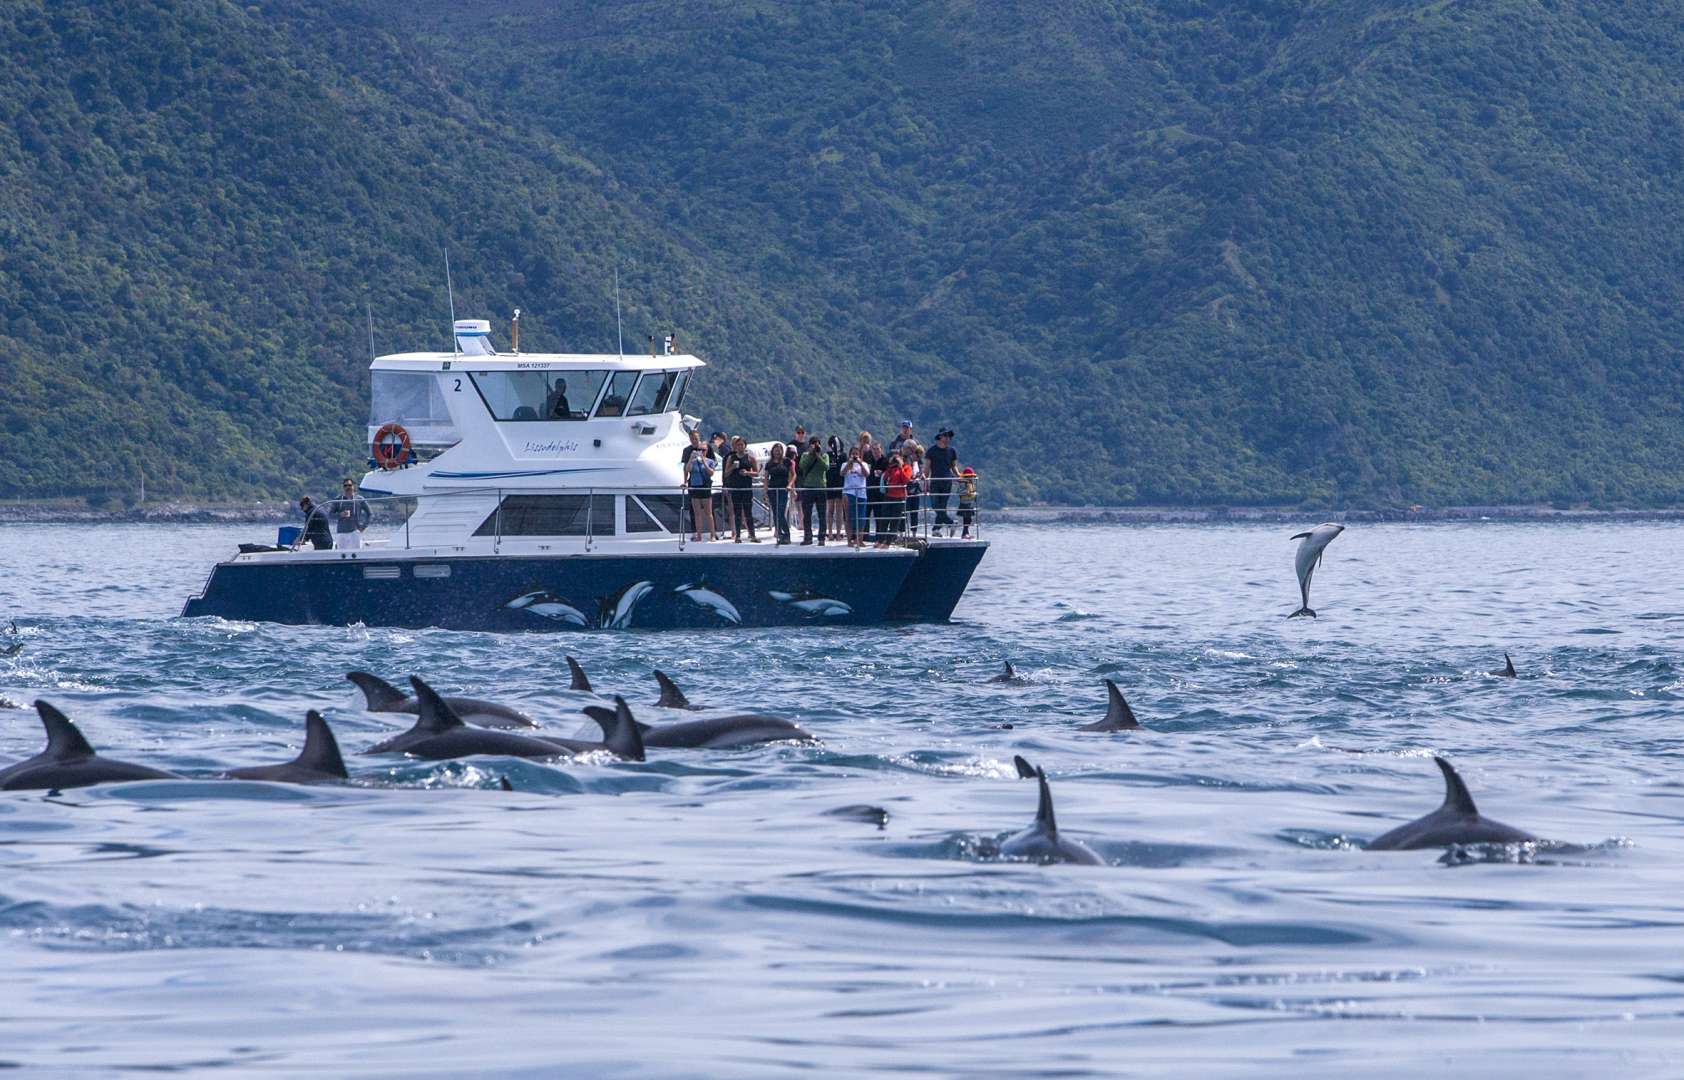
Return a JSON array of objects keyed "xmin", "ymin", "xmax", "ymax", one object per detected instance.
[
  {"xmin": 226, "ymin": 711, "xmax": 348, "ymax": 784},
  {"xmin": 1013, "ymin": 754, "xmax": 1037, "ymax": 779},
  {"xmin": 605, "ymin": 697, "xmax": 647, "ymax": 761},
  {"xmin": 566, "ymin": 656, "xmax": 593, "ymax": 693},
  {"xmin": 996, "ymin": 758, "xmax": 1102, "ymax": 865},
  {"xmin": 346, "ymin": 671, "xmax": 410, "ymax": 712},
  {"xmin": 1365, "ymin": 756, "xmax": 1538, "ymax": 851},
  {"xmin": 1078, "ymin": 680, "xmax": 1141, "ymax": 732},
  {"xmin": 653, "ymin": 670, "xmax": 695, "ymax": 710},
  {"xmin": 0, "ymin": 701, "xmax": 182, "ymax": 791},
  {"xmin": 499, "ymin": 776, "xmax": 514, "ymax": 791},
  {"xmin": 1492, "ymin": 653, "xmax": 1517, "ymax": 678}
]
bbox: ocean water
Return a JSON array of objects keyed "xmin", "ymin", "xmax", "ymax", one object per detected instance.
[{"xmin": 2, "ymin": 521, "xmax": 1684, "ymax": 1077}]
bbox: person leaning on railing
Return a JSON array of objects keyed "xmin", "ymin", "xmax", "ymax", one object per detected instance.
[
  {"xmin": 763, "ymin": 443, "xmax": 794, "ymax": 545},
  {"xmin": 292, "ymin": 496, "xmax": 334, "ymax": 550}
]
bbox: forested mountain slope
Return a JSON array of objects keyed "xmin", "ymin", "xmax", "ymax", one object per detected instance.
[{"xmin": 4, "ymin": 0, "xmax": 1683, "ymax": 506}]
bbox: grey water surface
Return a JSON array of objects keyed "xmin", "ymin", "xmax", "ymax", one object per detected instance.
[{"xmin": 2, "ymin": 521, "xmax": 1683, "ymax": 1077}]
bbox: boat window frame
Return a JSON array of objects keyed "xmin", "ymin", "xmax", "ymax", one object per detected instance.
[
  {"xmin": 624, "ymin": 370, "xmax": 678, "ymax": 417},
  {"xmin": 594, "ymin": 370, "xmax": 641, "ymax": 418},
  {"xmin": 467, "ymin": 369, "xmax": 613, "ymax": 422},
  {"xmin": 472, "ymin": 494, "xmax": 617, "ymax": 537}
]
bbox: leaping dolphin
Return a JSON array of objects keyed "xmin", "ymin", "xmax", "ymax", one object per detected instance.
[
  {"xmin": 346, "ymin": 672, "xmax": 539, "ymax": 730},
  {"xmin": 674, "ymin": 582, "xmax": 742, "ymax": 625},
  {"xmin": 999, "ymin": 756, "xmax": 1102, "ymax": 865},
  {"xmin": 1, "ymin": 621, "xmax": 21, "ymax": 657},
  {"xmin": 505, "ymin": 590, "xmax": 589, "ymax": 626},
  {"xmin": 225, "ymin": 711, "xmax": 348, "ymax": 784},
  {"xmin": 0, "ymin": 702, "xmax": 183, "ymax": 791},
  {"xmin": 1077, "ymin": 680, "xmax": 1142, "ymax": 731},
  {"xmin": 1365, "ymin": 757, "xmax": 1537, "ymax": 851},
  {"xmin": 566, "ymin": 656, "xmax": 593, "ymax": 693},
  {"xmin": 582, "ymin": 704, "xmax": 815, "ymax": 749},
  {"xmin": 1491, "ymin": 653, "xmax": 1517, "ymax": 678},
  {"xmin": 653, "ymin": 670, "xmax": 698, "ymax": 710},
  {"xmin": 1287, "ymin": 523, "xmax": 1345, "ymax": 618},
  {"xmin": 362, "ymin": 678, "xmax": 575, "ymax": 761},
  {"xmin": 599, "ymin": 581, "xmax": 654, "ymax": 629}
]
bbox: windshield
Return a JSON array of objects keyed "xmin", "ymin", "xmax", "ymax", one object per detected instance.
[
  {"xmin": 368, "ymin": 371, "xmax": 459, "ymax": 446},
  {"xmin": 469, "ymin": 370, "xmax": 611, "ymax": 421}
]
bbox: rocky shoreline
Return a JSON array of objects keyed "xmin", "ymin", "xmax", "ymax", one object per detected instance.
[{"xmin": 4, "ymin": 500, "xmax": 1684, "ymax": 527}]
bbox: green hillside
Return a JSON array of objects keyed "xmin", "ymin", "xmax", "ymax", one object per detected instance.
[{"xmin": 4, "ymin": 0, "xmax": 1684, "ymax": 507}]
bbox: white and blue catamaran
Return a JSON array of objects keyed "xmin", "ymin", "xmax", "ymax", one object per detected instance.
[{"xmin": 182, "ymin": 318, "xmax": 987, "ymax": 630}]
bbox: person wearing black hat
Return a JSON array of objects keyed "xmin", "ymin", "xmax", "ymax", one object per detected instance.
[{"xmin": 925, "ymin": 428, "xmax": 959, "ymax": 532}]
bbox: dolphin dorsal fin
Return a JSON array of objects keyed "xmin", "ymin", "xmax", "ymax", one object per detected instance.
[
  {"xmin": 654, "ymin": 670, "xmax": 691, "ymax": 709},
  {"xmin": 1103, "ymin": 680, "xmax": 1140, "ymax": 729},
  {"xmin": 1434, "ymin": 756, "xmax": 1479, "ymax": 816},
  {"xmin": 566, "ymin": 656, "xmax": 592, "ymax": 693},
  {"xmin": 606, "ymin": 696, "xmax": 648, "ymax": 762},
  {"xmin": 1503, "ymin": 653, "xmax": 1516, "ymax": 677},
  {"xmin": 585, "ymin": 704, "xmax": 654, "ymax": 737},
  {"xmin": 1013, "ymin": 754, "xmax": 1036, "ymax": 779},
  {"xmin": 346, "ymin": 671, "xmax": 409, "ymax": 712},
  {"xmin": 35, "ymin": 701, "xmax": 95, "ymax": 761},
  {"xmin": 1003, "ymin": 661, "xmax": 1016, "ymax": 679},
  {"xmin": 408, "ymin": 677, "xmax": 465, "ymax": 734},
  {"xmin": 1034, "ymin": 766, "xmax": 1057, "ymax": 833},
  {"xmin": 297, "ymin": 711, "xmax": 349, "ymax": 778}
]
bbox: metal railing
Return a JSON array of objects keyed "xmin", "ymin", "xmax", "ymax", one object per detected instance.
[{"xmin": 276, "ymin": 477, "xmax": 982, "ymax": 555}]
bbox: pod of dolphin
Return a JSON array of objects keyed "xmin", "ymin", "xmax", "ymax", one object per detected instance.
[{"xmin": 2, "ymin": 653, "xmax": 1540, "ymax": 862}]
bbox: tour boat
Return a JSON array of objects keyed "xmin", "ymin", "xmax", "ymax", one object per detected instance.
[{"xmin": 181, "ymin": 319, "xmax": 987, "ymax": 630}]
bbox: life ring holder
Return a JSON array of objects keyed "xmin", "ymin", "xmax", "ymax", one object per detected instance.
[{"xmin": 372, "ymin": 422, "xmax": 412, "ymax": 470}]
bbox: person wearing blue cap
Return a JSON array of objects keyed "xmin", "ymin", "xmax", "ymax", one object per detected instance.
[{"xmin": 889, "ymin": 419, "xmax": 914, "ymax": 456}]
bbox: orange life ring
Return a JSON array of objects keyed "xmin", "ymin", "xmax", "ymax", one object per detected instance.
[{"xmin": 372, "ymin": 422, "xmax": 412, "ymax": 470}]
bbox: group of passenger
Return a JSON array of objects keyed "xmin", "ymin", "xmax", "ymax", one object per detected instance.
[
  {"xmin": 291, "ymin": 480, "xmax": 372, "ymax": 551},
  {"xmin": 680, "ymin": 420, "xmax": 976, "ymax": 547}
]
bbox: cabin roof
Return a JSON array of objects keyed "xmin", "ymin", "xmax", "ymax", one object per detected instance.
[{"xmin": 372, "ymin": 351, "xmax": 705, "ymax": 372}]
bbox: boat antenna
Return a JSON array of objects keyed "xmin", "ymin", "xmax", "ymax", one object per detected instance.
[
  {"xmin": 614, "ymin": 265, "xmax": 624, "ymax": 360},
  {"xmin": 443, "ymin": 246, "xmax": 458, "ymax": 355},
  {"xmin": 366, "ymin": 297, "xmax": 376, "ymax": 362}
]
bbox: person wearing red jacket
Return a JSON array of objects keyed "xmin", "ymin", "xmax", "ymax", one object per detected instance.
[{"xmin": 879, "ymin": 453, "xmax": 913, "ymax": 547}]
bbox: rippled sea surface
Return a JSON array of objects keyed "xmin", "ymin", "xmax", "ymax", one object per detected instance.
[{"xmin": 4, "ymin": 521, "xmax": 1684, "ymax": 1076}]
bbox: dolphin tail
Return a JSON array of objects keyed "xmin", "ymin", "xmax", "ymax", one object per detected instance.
[
  {"xmin": 1033, "ymin": 766, "xmax": 1057, "ymax": 833},
  {"xmin": 1012, "ymin": 754, "xmax": 1036, "ymax": 779},
  {"xmin": 1434, "ymin": 756, "xmax": 1480, "ymax": 816},
  {"xmin": 408, "ymin": 677, "xmax": 466, "ymax": 733},
  {"xmin": 566, "ymin": 655, "xmax": 593, "ymax": 693},
  {"xmin": 606, "ymin": 696, "xmax": 648, "ymax": 762},
  {"xmin": 35, "ymin": 700, "xmax": 95, "ymax": 761},
  {"xmin": 585, "ymin": 704, "xmax": 653, "ymax": 737},
  {"xmin": 653, "ymin": 670, "xmax": 692, "ymax": 709},
  {"xmin": 1286, "ymin": 607, "xmax": 1316, "ymax": 619},
  {"xmin": 1078, "ymin": 680, "xmax": 1141, "ymax": 731},
  {"xmin": 297, "ymin": 710, "xmax": 349, "ymax": 778},
  {"xmin": 346, "ymin": 671, "xmax": 409, "ymax": 711}
]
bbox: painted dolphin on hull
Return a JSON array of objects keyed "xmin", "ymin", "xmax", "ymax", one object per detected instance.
[
  {"xmin": 1287, "ymin": 522, "xmax": 1345, "ymax": 618},
  {"xmin": 998, "ymin": 757, "xmax": 1102, "ymax": 865},
  {"xmin": 1077, "ymin": 680, "xmax": 1142, "ymax": 732},
  {"xmin": 0, "ymin": 701, "xmax": 182, "ymax": 791},
  {"xmin": 225, "ymin": 711, "xmax": 348, "ymax": 784},
  {"xmin": 505, "ymin": 590, "xmax": 589, "ymax": 627},
  {"xmin": 1366, "ymin": 757, "xmax": 1536, "ymax": 851},
  {"xmin": 674, "ymin": 582, "xmax": 742, "ymax": 625},
  {"xmin": 582, "ymin": 704, "xmax": 815, "ymax": 749},
  {"xmin": 768, "ymin": 590, "xmax": 852, "ymax": 617},
  {"xmin": 362, "ymin": 678, "xmax": 574, "ymax": 761},
  {"xmin": 346, "ymin": 672, "xmax": 539, "ymax": 730},
  {"xmin": 600, "ymin": 581, "xmax": 655, "ymax": 629}
]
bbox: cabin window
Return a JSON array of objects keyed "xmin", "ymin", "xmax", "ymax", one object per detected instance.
[
  {"xmin": 669, "ymin": 370, "xmax": 692, "ymax": 413},
  {"xmin": 594, "ymin": 371, "xmax": 641, "ymax": 418},
  {"xmin": 633, "ymin": 493, "xmax": 685, "ymax": 533},
  {"xmin": 625, "ymin": 371, "xmax": 677, "ymax": 416},
  {"xmin": 368, "ymin": 371, "xmax": 460, "ymax": 446},
  {"xmin": 625, "ymin": 495, "xmax": 668, "ymax": 533},
  {"xmin": 469, "ymin": 370, "xmax": 610, "ymax": 421},
  {"xmin": 473, "ymin": 495, "xmax": 616, "ymax": 537}
]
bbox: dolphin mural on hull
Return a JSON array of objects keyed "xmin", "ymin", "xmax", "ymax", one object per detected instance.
[
  {"xmin": 768, "ymin": 590, "xmax": 852, "ymax": 618},
  {"xmin": 599, "ymin": 581, "xmax": 655, "ymax": 629},
  {"xmin": 674, "ymin": 581, "xmax": 742, "ymax": 625},
  {"xmin": 505, "ymin": 590, "xmax": 589, "ymax": 627}
]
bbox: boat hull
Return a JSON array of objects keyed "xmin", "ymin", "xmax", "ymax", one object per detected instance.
[{"xmin": 180, "ymin": 543, "xmax": 985, "ymax": 630}]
